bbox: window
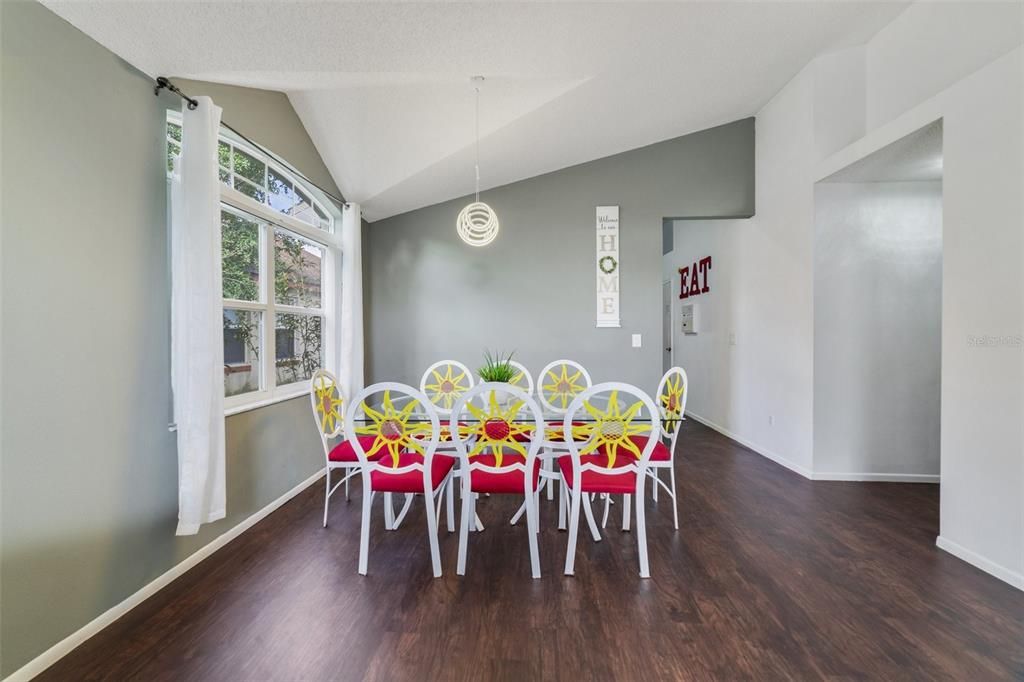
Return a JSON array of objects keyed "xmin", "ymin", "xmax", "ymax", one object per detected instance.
[{"xmin": 167, "ymin": 116, "xmax": 342, "ymax": 412}]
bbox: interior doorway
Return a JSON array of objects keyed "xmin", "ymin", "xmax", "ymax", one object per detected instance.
[{"xmin": 813, "ymin": 119, "xmax": 943, "ymax": 484}]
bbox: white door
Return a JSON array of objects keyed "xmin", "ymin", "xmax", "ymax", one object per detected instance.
[{"xmin": 662, "ymin": 280, "xmax": 673, "ymax": 373}]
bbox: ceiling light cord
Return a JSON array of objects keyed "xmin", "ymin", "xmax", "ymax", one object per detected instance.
[{"xmin": 474, "ymin": 84, "xmax": 481, "ymax": 202}]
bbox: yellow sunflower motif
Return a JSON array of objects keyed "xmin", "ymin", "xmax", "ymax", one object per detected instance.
[
  {"xmin": 314, "ymin": 374, "xmax": 344, "ymax": 434},
  {"xmin": 355, "ymin": 391, "xmax": 432, "ymax": 466},
  {"xmin": 660, "ymin": 373, "xmax": 685, "ymax": 428},
  {"xmin": 423, "ymin": 364, "xmax": 470, "ymax": 410},
  {"xmin": 574, "ymin": 391, "xmax": 650, "ymax": 467},
  {"xmin": 464, "ymin": 390, "xmax": 532, "ymax": 467},
  {"xmin": 508, "ymin": 368, "xmax": 528, "ymax": 390},
  {"xmin": 542, "ymin": 365, "xmax": 587, "ymax": 410}
]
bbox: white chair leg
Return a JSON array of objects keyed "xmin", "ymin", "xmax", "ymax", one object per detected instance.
[
  {"xmin": 384, "ymin": 492, "xmax": 395, "ymax": 530},
  {"xmin": 622, "ymin": 493, "xmax": 632, "ymax": 532},
  {"xmin": 434, "ymin": 487, "xmax": 445, "ymax": 523},
  {"xmin": 652, "ymin": 469, "xmax": 659, "ymax": 502},
  {"xmin": 557, "ymin": 480, "xmax": 567, "ymax": 531},
  {"xmin": 545, "ymin": 459, "xmax": 555, "ymax": 501},
  {"xmin": 564, "ymin": 486, "xmax": 582, "ymax": 575},
  {"xmin": 510, "ymin": 500, "xmax": 527, "ymax": 526},
  {"xmin": 582, "ymin": 493, "xmax": 602, "ymax": 542},
  {"xmin": 323, "ymin": 469, "xmax": 331, "ymax": 528},
  {"xmin": 446, "ymin": 478, "xmax": 456, "ymax": 532},
  {"xmin": 393, "ymin": 493, "xmax": 414, "ymax": 528},
  {"xmin": 475, "ymin": 512, "xmax": 485, "ymax": 532},
  {"xmin": 534, "ymin": 488, "xmax": 542, "ymax": 533},
  {"xmin": 601, "ymin": 494, "xmax": 610, "ymax": 529},
  {"xmin": 457, "ymin": 479, "xmax": 472, "ymax": 575},
  {"xmin": 635, "ymin": 483, "xmax": 650, "ymax": 578},
  {"xmin": 345, "ymin": 469, "xmax": 350, "ymax": 501},
  {"xmin": 358, "ymin": 480, "xmax": 373, "ymax": 575},
  {"xmin": 425, "ymin": 491, "xmax": 442, "ymax": 578},
  {"xmin": 526, "ymin": 492, "xmax": 541, "ymax": 578},
  {"xmin": 670, "ymin": 466, "xmax": 679, "ymax": 530}
]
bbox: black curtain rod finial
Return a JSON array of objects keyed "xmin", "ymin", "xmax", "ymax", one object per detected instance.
[
  {"xmin": 155, "ymin": 76, "xmax": 198, "ymax": 110},
  {"xmin": 152, "ymin": 76, "xmax": 349, "ymax": 208}
]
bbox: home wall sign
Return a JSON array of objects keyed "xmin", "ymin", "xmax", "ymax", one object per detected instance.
[
  {"xmin": 679, "ymin": 256, "xmax": 711, "ymax": 299},
  {"xmin": 595, "ymin": 205, "xmax": 620, "ymax": 328}
]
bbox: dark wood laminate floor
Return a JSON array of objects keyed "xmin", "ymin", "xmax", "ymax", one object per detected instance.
[{"xmin": 40, "ymin": 420, "xmax": 1024, "ymax": 681}]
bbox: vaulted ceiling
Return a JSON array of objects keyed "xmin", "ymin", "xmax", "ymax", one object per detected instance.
[{"xmin": 44, "ymin": 1, "xmax": 909, "ymax": 220}]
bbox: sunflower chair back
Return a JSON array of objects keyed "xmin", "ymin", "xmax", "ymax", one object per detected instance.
[
  {"xmin": 638, "ymin": 366, "xmax": 687, "ymax": 530},
  {"xmin": 537, "ymin": 358, "xmax": 592, "ymax": 443},
  {"xmin": 658, "ymin": 366, "xmax": 688, "ymax": 438},
  {"xmin": 450, "ymin": 382, "xmax": 546, "ymax": 578},
  {"xmin": 344, "ymin": 382, "xmax": 454, "ymax": 577},
  {"xmin": 420, "ymin": 359, "xmax": 475, "ymax": 449},
  {"xmin": 420, "ymin": 359, "xmax": 475, "ymax": 414},
  {"xmin": 311, "ymin": 369, "xmax": 370, "ymax": 527},
  {"xmin": 559, "ymin": 382, "xmax": 659, "ymax": 578},
  {"xmin": 508, "ymin": 360, "xmax": 535, "ymax": 395}
]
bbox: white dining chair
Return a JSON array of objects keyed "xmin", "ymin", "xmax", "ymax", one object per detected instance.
[
  {"xmin": 310, "ymin": 369, "xmax": 378, "ymax": 527},
  {"xmin": 559, "ymin": 382, "xmax": 660, "ymax": 577},
  {"xmin": 451, "ymin": 382, "xmax": 546, "ymax": 578},
  {"xmin": 599, "ymin": 365, "xmax": 687, "ymax": 531},
  {"xmin": 344, "ymin": 382, "xmax": 455, "ymax": 577}
]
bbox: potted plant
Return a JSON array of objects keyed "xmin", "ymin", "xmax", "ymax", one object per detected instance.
[{"xmin": 478, "ymin": 350, "xmax": 518, "ymax": 411}]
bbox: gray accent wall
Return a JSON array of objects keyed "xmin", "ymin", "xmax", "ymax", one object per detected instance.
[
  {"xmin": 0, "ymin": 2, "xmax": 333, "ymax": 674},
  {"xmin": 365, "ymin": 118, "xmax": 754, "ymax": 393}
]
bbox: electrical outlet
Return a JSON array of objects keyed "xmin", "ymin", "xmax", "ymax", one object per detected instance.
[
  {"xmin": 768, "ymin": 415, "xmax": 775, "ymax": 426},
  {"xmin": 631, "ymin": 334, "xmax": 642, "ymax": 348},
  {"xmin": 729, "ymin": 332, "xmax": 737, "ymax": 346}
]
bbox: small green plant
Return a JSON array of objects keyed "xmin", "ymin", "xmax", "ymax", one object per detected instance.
[{"xmin": 478, "ymin": 349, "xmax": 517, "ymax": 383}]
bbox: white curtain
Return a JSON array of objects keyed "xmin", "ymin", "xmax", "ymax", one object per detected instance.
[
  {"xmin": 170, "ymin": 97, "xmax": 226, "ymax": 536},
  {"xmin": 339, "ymin": 203, "xmax": 364, "ymax": 399}
]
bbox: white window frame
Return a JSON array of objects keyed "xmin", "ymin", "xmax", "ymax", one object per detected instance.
[{"xmin": 167, "ymin": 113, "xmax": 344, "ymax": 415}]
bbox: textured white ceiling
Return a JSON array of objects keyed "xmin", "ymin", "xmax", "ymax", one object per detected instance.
[{"xmin": 43, "ymin": 1, "xmax": 910, "ymax": 220}]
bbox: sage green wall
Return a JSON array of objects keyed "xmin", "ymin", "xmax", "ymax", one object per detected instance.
[
  {"xmin": 0, "ymin": 2, "xmax": 332, "ymax": 675},
  {"xmin": 365, "ymin": 118, "xmax": 754, "ymax": 393}
]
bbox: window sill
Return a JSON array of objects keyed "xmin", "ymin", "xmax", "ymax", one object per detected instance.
[{"xmin": 225, "ymin": 387, "xmax": 309, "ymax": 417}]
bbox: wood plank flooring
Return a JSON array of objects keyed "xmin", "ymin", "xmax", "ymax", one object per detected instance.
[{"xmin": 38, "ymin": 419, "xmax": 1024, "ymax": 680}]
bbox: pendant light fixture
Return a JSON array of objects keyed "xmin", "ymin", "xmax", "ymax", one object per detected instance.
[{"xmin": 456, "ymin": 76, "xmax": 499, "ymax": 247}]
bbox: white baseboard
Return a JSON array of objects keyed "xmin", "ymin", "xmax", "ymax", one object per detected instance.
[
  {"xmin": 686, "ymin": 413, "xmax": 941, "ymax": 484},
  {"xmin": 685, "ymin": 412, "xmax": 813, "ymax": 479},
  {"xmin": 811, "ymin": 472, "xmax": 940, "ymax": 483},
  {"xmin": 936, "ymin": 535, "xmax": 1024, "ymax": 591},
  {"xmin": 4, "ymin": 468, "xmax": 326, "ymax": 682}
]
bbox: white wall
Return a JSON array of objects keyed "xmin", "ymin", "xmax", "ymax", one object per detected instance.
[
  {"xmin": 813, "ymin": 181, "xmax": 942, "ymax": 480},
  {"xmin": 681, "ymin": 1, "xmax": 1022, "ymax": 587},
  {"xmin": 855, "ymin": 7, "xmax": 1023, "ymax": 588},
  {"xmin": 663, "ymin": 219, "xmax": 743, "ymax": 438},
  {"xmin": 866, "ymin": 1, "xmax": 1024, "ymax": 129},
  {"xmin": 931, "ymin": 49, "xmax": 1023, "ymax": 587}
]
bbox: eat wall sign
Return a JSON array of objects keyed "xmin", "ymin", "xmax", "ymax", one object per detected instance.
[{"xmin": 679, "ymin": 256, "xmax": 711, "ymax": 299}]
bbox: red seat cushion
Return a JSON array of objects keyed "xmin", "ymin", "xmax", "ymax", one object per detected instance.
[
  {"xmin": 558, "ymin": 454, "xmax": 638, "ymax": 494},
  {"xmin": 595, "ymin": 435, "xmax": 672, "ymax": 462},
  {"xmin": 468, "ymin": 454, "xmax": 541, "ymax": 494},
  {"xmin": 370, "ymin": 453, "xmax": 455, "ymax": 493},
  {"xmin": 328, "ymin": 435, "xmax": 382, "ymax": 463}
]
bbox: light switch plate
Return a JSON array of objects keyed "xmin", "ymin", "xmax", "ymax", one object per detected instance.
[{"xmin": 631, "ymin": 334, "xmax": 642, "ymax": 348}]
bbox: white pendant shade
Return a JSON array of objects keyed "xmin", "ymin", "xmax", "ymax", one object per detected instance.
[
  {"xmin": 457, "ymin": 76, "xmax": 499, "ymax": 246},
  {"xmin": 457, "ymin": 201, "xmax": 499, "ymax": 247}
]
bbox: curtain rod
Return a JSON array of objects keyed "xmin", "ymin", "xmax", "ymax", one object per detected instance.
[{"xmin": 154, "ymin": 77, "xmax": 350, "ymax": 209}]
